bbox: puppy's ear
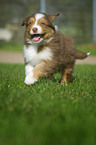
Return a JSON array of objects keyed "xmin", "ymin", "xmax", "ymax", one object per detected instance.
[
  {"xmin": 21, "ymin": 18, "xmax": 28, "ymax": 26},
  {"xmin": 49, "ymin": 13, "xmax": 60, "ymax": 22}
]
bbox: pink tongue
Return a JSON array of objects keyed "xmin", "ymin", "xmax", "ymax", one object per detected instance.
[{"xmin": 33, "ymin": 36, "xmax": 40, "ymax": 42}]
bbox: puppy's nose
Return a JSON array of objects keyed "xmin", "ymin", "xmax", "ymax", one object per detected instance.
[{"xmin": 32, "ymin": 27, "xmax": 38, "ymax": 33}]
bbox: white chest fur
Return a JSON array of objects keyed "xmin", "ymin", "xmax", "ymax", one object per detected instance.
[{"xmin": 23, "ymin": 45, "xmax": 52, "ymax": 66}]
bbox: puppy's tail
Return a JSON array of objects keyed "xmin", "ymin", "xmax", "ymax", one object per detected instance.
[{"xmin": 75, "ymin": 50, "xmax": 90, "ymax": 59}]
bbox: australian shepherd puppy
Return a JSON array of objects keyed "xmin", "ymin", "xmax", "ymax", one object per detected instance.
[{"xmin": 21, "ymin": 12, "xmax": 90, "ymax": 85}]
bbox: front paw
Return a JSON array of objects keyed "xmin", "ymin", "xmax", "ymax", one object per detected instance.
[{"xmin": 24, "ymin": 73, "xmax": 37, "ymax": 85}]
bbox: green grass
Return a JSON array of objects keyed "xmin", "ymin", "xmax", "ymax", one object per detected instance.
[
  {"xmin": 77, "ymin": 43, "xmax": 96, "ymax": 56},
  {"xmin": 0, "ymin": 42, "xmax": 96, "ymax": 55},
  {"xmin": 0, "ymin": 42, "xmax": 22, "ymax": 52},
  {"xmin": 0, "ymin": 63, "xmax": 96, "ymax": 145}
]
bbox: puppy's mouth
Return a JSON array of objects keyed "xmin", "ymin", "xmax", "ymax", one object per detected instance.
[{"xmin": 31, "ymin": 34, "xmax": 45, "ymax": 42}]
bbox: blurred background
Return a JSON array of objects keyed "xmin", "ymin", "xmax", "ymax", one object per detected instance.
[{"xmin": 0, "ymin": 0, "xmax": 95, "ymax": 48}]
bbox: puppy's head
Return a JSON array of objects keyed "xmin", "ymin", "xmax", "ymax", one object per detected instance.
[{"xmin": 21, "ymin": 13, "xmax": 60, "ymax": 43}]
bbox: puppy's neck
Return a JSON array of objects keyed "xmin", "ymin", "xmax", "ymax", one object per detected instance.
[{"xmin": 25, "ymin": 36, "xmax": 53, "ymax": 48}]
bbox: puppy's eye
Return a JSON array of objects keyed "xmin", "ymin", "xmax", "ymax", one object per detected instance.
[
  {"xmin": 27, "ymin": 22, "xmax": 32, "ymax": 26},
  {"xmin": 29, "ymin": 22, "xmax": 32, "ymax": 25},
  {"xmin": 41, "ymin": 22, "xmax": 45, "ymax": 25}
]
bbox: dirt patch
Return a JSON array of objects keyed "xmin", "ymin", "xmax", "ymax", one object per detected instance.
[
  {"xmin": 0, "ymin": 51, "xmax": 24, "ymax": 64},
  {"xmin": 76, "ymin": 56, "xmax": 96, "ymax": 65}
]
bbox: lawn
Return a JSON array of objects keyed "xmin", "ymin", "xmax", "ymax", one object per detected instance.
[
  {"xmin": 0, "ymin": 63, "xmax": 96, "ymax": 145},
  {"xmin": 0, "ymin": 42, "xmax": 23, "ymax": 52}
]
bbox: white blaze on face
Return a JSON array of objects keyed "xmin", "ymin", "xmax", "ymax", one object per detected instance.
[{"xmin": 30, "ymin": 13, "xmax": 45, "ymax": 35}]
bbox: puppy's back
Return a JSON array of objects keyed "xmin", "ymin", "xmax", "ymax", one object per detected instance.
[{"xmin": 49, "ymin": 31, "xmax": 76, "ymax": 66}]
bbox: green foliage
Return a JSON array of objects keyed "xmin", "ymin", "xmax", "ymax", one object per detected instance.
[
  {"xmin": 0, "ymin": 64, "xmax": 96, "ymax": 145},
  {"xmin": 60, "ymin": 26, "xmax": 81, "ymax": 36}
]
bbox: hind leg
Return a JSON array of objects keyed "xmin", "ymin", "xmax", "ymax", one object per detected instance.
[
  {"xmin": 47, "ymin": 74, "xmax": 53, "ymax": 81},
  {"xmin": 61, "ymin": 67, "xmax": 73, "ymax": 86}
]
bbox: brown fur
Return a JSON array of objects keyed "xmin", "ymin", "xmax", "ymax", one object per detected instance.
[
  {"xmin": 29, "ymin": 31, "xmax": 87, "ymax": 85},
  {"xmin": 22, "ymin": 13, "xmax": 89, "ymax": 85}
]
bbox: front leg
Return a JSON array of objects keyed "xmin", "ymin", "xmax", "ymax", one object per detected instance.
[
  {"xmin": 24, "ymin": 63, "xmax": 37, "ymax": 85},
  {"xmin": 25, "ymin": 72, "xmax": 38, "ymax": 85},
  {"xmin": 24, "ymin": 62, "xmax": 48, "ymax": 85}
]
